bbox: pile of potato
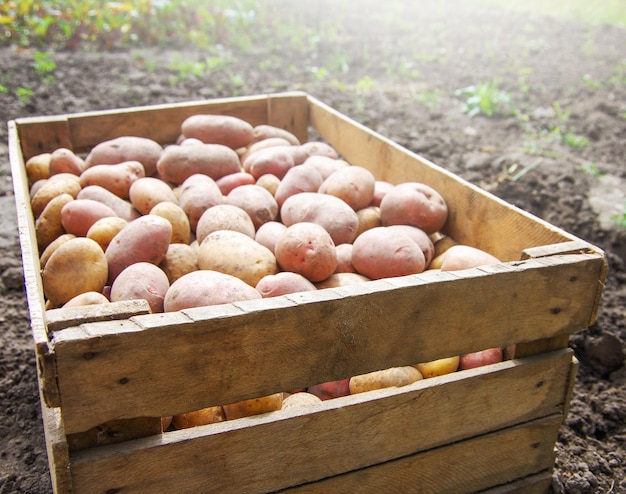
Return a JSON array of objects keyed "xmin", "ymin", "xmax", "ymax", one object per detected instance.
[{"xmin": 27, "ymin": 113, "xmax": 505, "ymax": 426}]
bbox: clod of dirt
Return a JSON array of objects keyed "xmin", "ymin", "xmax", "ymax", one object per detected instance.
[{"xmin": 583, "ymin": 332, "xmax": 625, "ymax": 376}]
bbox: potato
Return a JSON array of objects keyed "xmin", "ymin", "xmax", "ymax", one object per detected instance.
[
  {"xmin": 300, "ymin": 141, "xmax": 339, "ymax": 160},
  {"xmin": 439, "ymin": 245, "xmax": 501, "ymax": 271},
  {"xmin": 380, "ymin": 182, "xmax": 448, "ymax": 234},
  {"xmin": 35, "ymin": 193, "xmax": 74, "ymax": 249},
  {"xmin": 275, "ymin": 222, "xmax": 337, "ymax": 283},
  {"xmin": 31, "ymin": 173, "xmax": 82, "ymax": 218},
  {"xmin": 48, "ymin": 148, "xmax": 85, "ymax": 176},
  {"xmin": 198, "ymin": 230, "xmax": 278, "ymax": 287},
  {"xmin": 77, "ymin": 185, "xmax": 141, "ymax": 223},
  {"xmin": 386, "ymin": 224, "xmax": 435, "ymax": 267},
  {"xmin": 84, "ymin": 136, "xmax": 163, "ymax": 176},
  {"xmin": 25, "ymin": 153, "xmax": 51, "ymax": 184},
  {"xmin": 195, "ymin": 204, "xmax": 255, "ymax": 244},
  {"xmin": 222, "ymin": 393, "xmax": 283, "ymax": 420},
  {"xmin": 226, "ymin": 184, "xmax": 278, "ymax": 229},
  {"xmin": 242, "ymin": 146, "xmax": 297, "ymax": 179},
  {"xmin": 351, "ymin": 226, "xmax": 426, "ymax": 280},
  {"xmin": 63, "ymin": 291, "xmax": 110, "ymax": 308},
  {"xmin": 180, "ymin": 114, "xmax": 254, "ymax": 149},
  {"xmin": 349, "ymin": 366, "xmax": 423, "ymax": 394},
  {"xmin": 163, "ymin": 270, "xmax": 261, "ymax": 312},
  {"xmin": 459, "ymin": 348, "xmax": 503, "ymax": 370},
  {"xmin": 42, "ymin": 237, "xmax": 108, "ymax": 307},
  {"xmin": 274, "ymin": 164, "xmax": 324, "ymax": 207},
  {"xmin": 334, "ymin": 243, "xmax": 356, "ymax": 273},
  {"xmin": 254, "ymin": 221, "xmax": 288, "ymax": 255},
  {"xmin": 79, "ymin": 161, "xmax": 145, "ymax": 199},
  {"xmin": 105, "ymin": 215, "xmax": 172, "ymax": 283},
  {"xmin": 318, "ymin": 165, "xmax": 376, "ymax": 211},
  {"xmin": 215, "ymin": 172, "xmax": 256, "ymax": 196},
  {"xmin": 302, "ymin": 155, "xmax": 350, "ymax": 180},
  {"xmin": 128, "ymin": 177, "xmax": 178, "ymax": 215},
  {"xmin": 110, "ymin": 262, "xmax": 170, "ymax": 313},
  {"xmin": 60, "ymin": 199, "xmax": 118, "ymax": 237},
  {"xmin": 307, "ymin": 379, "xmax": 351, "ymax": 400},
  {"xmin": 172, "ymin": 406, "xmax": 226, "ymax": 430},
  {"xmin": 280, "ymin": 192, "xmax": 359, "ymax": 245},
  {"xmin": 158, "ymin": 243, "xmax": 199, "ymax": 284},
  {"xmin": 414, "ymin": 356, "xmax": 460, "ymax": 378},
  {"xmin": 255, "ymin": 271, "xmax": 317, "ymax": 298},
  {"xmin": 239, "ymin": 137, "xmax": 292, "ymax": 163},
  {"xmin": 149, "ymin": 201, "xmax": 191, "ymax": 245},
  {"xmin": 39, "ymin": 233, "xmax": 76, "ymax": 269},
  {"xmin": 281, "ymin": 392, "xmax": 322, "ymax": 410},
  {"xmin": 355, "ymin": 206, "xmax": 382, "ymax": 238},
  {"xmin": 156, "ymin": 143, "xmax": 242, "ymax": 184},
  {"xmin": 314, "ymin": 272, "xmax": 370, "ymax": 289},
  {"xmin": 178, "ymin": 174, "xmax": 224, "ymax": 232},
  {"xmin": 370, "ymin": 180, "xmax": 394, "ymax": 207},
  {"xmin": 255, "ymin": 173, "xmax": 281, "ymax": 196},
  {"xmin": 250, "ymin": 124, "xmax": 301, "ymax": 146}
]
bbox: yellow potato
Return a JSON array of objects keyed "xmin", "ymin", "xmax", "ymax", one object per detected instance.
[
  {"xmin": 158, "ymin": 243, "xmax": 199, "ymax": 284},
  {"xmin": 150, "ymin": 201, "xmax": 191, "ymax": 245},
  {"xmin": 223, "ymin": 393, "xmax": 283, "ymax": 420},
  {"xmin": 172, "ymin": 406, "xmax": 226, "ymax": 430},
  {"xmin": 30, "ymin": 173, "xmax": 82, "ymax": 218},
  {"xmin": 63, "ymin": 291, "xmax": 110, "ymax": 308},
  {"xmin": 25, "ymin": 153, "xmax": 51, "ymax": 184},
  {"xmin": 281, "ymin": 392, "xmax": 322, "ymax": 410},
  {"xmin": 86, "ymin": 217, "xmax": 128, "ymax": 252},
  {"xmin": 39, "ymin": 233, "xmax": 76, "ymax": 269},
  {"xmin": 414, "ymin": 356, "xmax": 460, "ymax": 378},
  {"xmin": 35, "ymin": 193, "xmax": 74, "ymax": 250},
  {"xmin": 349, "ymin": 366, "xmax": 423, "ymax": 394}
]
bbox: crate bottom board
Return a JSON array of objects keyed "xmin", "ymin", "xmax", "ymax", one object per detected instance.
[{"xmin": 41, "ymin": 350, "xmax": 575, "ymax": 494}]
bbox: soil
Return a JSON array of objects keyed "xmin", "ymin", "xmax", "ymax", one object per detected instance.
[{"xmin": 1, "ymin": 3, "xmax": 625, "ymax": 493}]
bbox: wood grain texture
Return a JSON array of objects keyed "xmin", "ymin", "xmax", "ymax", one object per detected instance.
[
  {"xmin": 53, "ymin": 254, "xmax": 602, "ymax": 434},
  {"xmin": 67, "ymin": 350, "xmax": 573, "ymax": 494}
]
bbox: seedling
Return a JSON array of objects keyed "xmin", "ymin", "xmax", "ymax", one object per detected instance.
[
  {"xmin": 16, "ymin": 86, "xmax": 34, "ymax": 103},
  {"xmin": 581, "ymin": 162, "xmax": 604, "ymax": 178},
  {"xmin": 33, "ymin": 51, "xmax": 56, "ymax": 83},
  {"xmin": 455, "ymin": 81, "xmax": 514, "ymax": 117},
  {"xmin": 611, "ymin": 201, "xmax": 626, "ymax": 228}
]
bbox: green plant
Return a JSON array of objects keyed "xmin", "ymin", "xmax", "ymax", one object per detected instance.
[
  {"xmin": 455, "ymin": 81, "xmax": 515, "ymax": 117},
  {"xmin": 16, "ymin": 86, "xmax": 34, "ymax": 103},
  {"xmin": 611, "ymin": 201, "xmax": 626, "ymax": 228},
  {"xmin": 0, "ymin": 84, "xmax": 8, "ymax": 93},
  {"xmin": 32, "ymin": 50, "xmax": 56, "ymax": 82},
  {"xmin": 517, "ymin": 67, "xmax": 533, "ymax": 94},
  {"xmin": 581, "ymin": 162, "xmax": 604, "ymax": 177}
]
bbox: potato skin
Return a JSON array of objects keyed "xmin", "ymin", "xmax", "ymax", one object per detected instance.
[
  {"xmin": 379, "ymin": 182, "xmax": 448, "ymax": 234},
  {"xmin": 215, "ymin": 172, "xmax": 256, "ymax": 196},
  {"xmin": 195, "ymin": 204, "xmax": 255, "ymax": 244},
  {"xmin": 242, "ymin": 146, "xmax": 296, "ymax": 180},
  {"xmin": 349, "ymin": 366, "xmax": 423, "ymax": 394},
  {"xmin": 110, "ymin": 262, "xmax": 170, "ymax": 313},
  {"xmin": 158, "ymin": 243, "xmax": 199, "ymax": 284},
  {"xmin": 156, "ymin": 143, "xmax": 242, "ymax": 184},
  {"xmin": 198, "ymin": 230, "xmax": 278, "ymax": 287},
  {"xmin": 35, "ymin": 193, "xmax": 74, "ymax": 249},
  {"xmin": 25, "ymin": 153, "xmax": 51, "ymax": 184},
  {"xmin": 85, "ymin": 136, "xmax": 163, "ymax": 176},
  {"xmin": 129, "ymin": 177, "xmax": 178, "ymax": 215},
  {"xmin": 105, "ymin": 215, "xmax": 172, "ymax": 284},
  {"xmin": 42, "ymin": 237, "xmax": 108, "ymax": 307},
  {"xmin": 177, "ymin": 174, "xmax": 224, "ymax": 232},
  {"xmin": 77, "ymin": 185, "xmax": 141, "ymax": 222},
  {"xmin": 79, "ymin": 161, "xmax": 145, "ymax": 199},
  {"xmin": 281, "ymin": 392, "xmax": 322, "ymax": 410},
  {"xmin": 222, "ymin": 393, "xmax": 283, "ymax": 420},
  {"xmin": 31, "ymin": 173, "xmax": 82, "ymax": 218},
  {"xmin": 414, "ymin": 356, "xmax": 460, "ymax": 378},
  {"xmin": 274, "ymin": 222, "xmax": 337, "ymax": 283},
  {"xmin": 226, "ymin": 184, "xmax": 278, "ymax": 230},
  {"xmin": 250, "ymin": 125, "xmax": 300, "ymax": 146},
  {"xmin": 163, "ymin": 270, "xmax": 261, "ymax": 312},
  {"xmin": 60, "ymin": 199, "xmax": 118, "ymax": 237},
  {"xmin": 63, "ymin": 291, "xmax": 110, "ymax": 308},
  {"xmin": 49, "ymin": 148, "xmax": 85, "ymax": 177},
  {"xmin": 318, "ymin": 165, "xmax": 376, "ymax": 211},
  {"xmin": 255, "ymin": 271, "xmax": 317, "ymax": 298},
  {"xmin": 254, "ymin": 221, "xmax": 288, "ymax": 255},
  {"xmin": 172, "ymin": 406, "xmax": 226, "ymax": 430},
  {"xmin": 149, "ymin": 201, "xmax": 191, "ymax": 245},
  {"xmin": 181, "ymin": 114, "xmax": 254, "ymax": 150},
  {"xmin": 274, "ymin": 164, "xmax": 324, "ymax": 207},
  {"xmin": 315, "ymin": 272, "xmax": 370, "ymax": 289},
  {"xmin": 40, "ymin": 233, "xmax": 76, "ymax": 269},
  {"xmin": 439, "ymin": 245, "xmax": 501, "ymax": 271}
]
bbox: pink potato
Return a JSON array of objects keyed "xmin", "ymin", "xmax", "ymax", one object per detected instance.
[
  {"xmin": 180, "ymin": 114, "xmax": 254, "ymax": 150},
  {"xmin": 255, "ymin": 271, "xmax": 317, "ymax": 298},
  {"xmin": 77, "ymin": 185, "xmax": 141, "ymax": 222},
  {"xmin": 226, "ymin": 184, "xmax": 278, "ymax": 229},
  {"xmin": 177, "ymin": 174, "xmax": 224, "ymax": 232},
  {"xmin": 380, "ymin": 182, "xmax": 448, "ymax": 234},
  {"xmin": 351, "ymin": 226, "xmax": 426, "ymax": 280},
  {"xmin": 79, "ymin": 160, "xmax": 145, "ymax": 199},
  {"xmin": 48, "ymin": 148, "xmax": 85, "ymax": 176},
  {"xmin": 196, "ymin": 204, "xmax": 256, "ymax": 244},
  {"xmin": 255, "ymin": 221, "xmax": 288, "ymax": 254},
  {"xmin": 280, "ymin": 192, "xmax": 359, "ymax": 245},
  {"xmin": 370, "ymin": 180, "xmax": 394, "ymax": 207},
  {"xmin": 440, "ymin": 245, "xmax": 501, "ymax": 271},
  {"xmin": 156, "ymin": 143, "xmax": 242, "ymax": 184},
  {"xmin": 60, "ymin": 199, "xmax": 118, "ymax": 237},
  {"xmin": 302, "ymin": 155, "xmax": 350, "ymax": 180},
  {"xmin": 163, "ymin": 269, "xmax": 261, "ymax": 312},
  {"xmin": 334, "ymin": 243, "xmax": 356, "ymax": 273},
  {"xmin": 215, "ymin": 172, "xmax": 256, "ymax": 196},
  {"xmin": 242, "ymin": 146, "xmax": 297, "ymax": 180},
  {"xmin": 314, "ymin": 272, "xmax": 371, "ymax": 289},
  {"xmin": 318, "ymin": 165, "xmax": 376, "ymax": 211},
  {"xmin": 110, "ymin": 262, "xmax": 170, "ymax": 313},
  {"xmin": 239, "ymin": 137, "xmax": 292, "ymax": 163},
  {"xmin": 105, "ymin": 215, "xmax": 172, "ymax": 284},
  {"xmin": 300, "ymin": 141, "xmax": 339, "ymax": 160},
  {"xmin": 307, "ymin": 378, "xmax": 351, "ymax": 401},
  {"xmin": 274, "ymin": 222, "xmax": 337, "ymax": 283},
  {"xmin": 250, "ymin": 125, "xmax": 301, "ymax": 146},
  {"xmin": 459, "ymin": 348, "xmax": 503, "ymax": 370},
  {"xmin": 84, "ymin": 136, "xmax": 163, "ymax": 176},
  {"xmin": 63, "ymin": 291, "xmax": 110, "ymax": 308},
  {"xmin": 274, "ymin": 164, "xmax": 324, "ymax": 207},
  {"xmin": 386, "ymin": 225, "xmax": 435, "ymax": 267}
]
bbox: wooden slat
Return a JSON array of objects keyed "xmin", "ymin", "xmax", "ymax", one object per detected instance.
[
  {"xmin": 67, "ymin": 350, "xmax": 573, "ymax": 494},
  {"xmin": 480, "ymin": 471, "xmax": 552, "ymax": 494},
  {"xmin": 41, "ymin": 404, "xmax": 72, "ymax": 494},
  {"xmin": 13, "ymin": 116, "xmax": 73, "ymax": 160},
  {"xmin": 267, "ymin": 91, "xmax": 310, "ymax": 144},
  {"xmin": 281, "ymin": 417, "xmax": 561, "ymax": 494},
  {"xmin": 306, "ymin": 95, "xmax": 581, "ymax": 262},
  {"xmin": 52, "ymin": 254, "xmax": 603, "ymax": 434}
]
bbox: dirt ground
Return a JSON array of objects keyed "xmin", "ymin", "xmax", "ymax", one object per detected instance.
[{"xmin": 1, "ymin": 2, "xmax": 625, "ymax": 493}]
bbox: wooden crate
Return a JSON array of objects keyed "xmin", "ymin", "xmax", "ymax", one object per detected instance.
[{"xmin": 8, "ymin": 92, "xmax": 607, "ymax": 493}]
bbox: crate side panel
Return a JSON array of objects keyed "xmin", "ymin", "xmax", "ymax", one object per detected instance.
[
  {"xmin": 68, "ymin": 351, "xmax": 572, "ymax": 494},
  {"xmin": 267, "ymin": 91, "xmax": 310, "ymax": 143},
  {"xmin": 13, "ymin": 117, "xmax": 73, "ymax": 160},
  {"xmin": 307, "ymin": 96, "xmax": 576, "ymax": 262},
  {"xmin": 282, "ymin": 416, "xmax": 561, "ymax": 494},
  {"xmin": 40, "ymin": 402, "xmax": 72, "ymax": 493},
  {"xmin": 53, "ymin": 255, "xmax": 603, "ymax": 433},
  {"xmin": 481, "ymin": 471, "xmax": 553, "ymax": 494}
]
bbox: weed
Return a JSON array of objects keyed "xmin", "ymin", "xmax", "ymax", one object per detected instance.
[
  {"xmin": 33, "ymin": 51, "xmax": 56, "ymax": 78},
  {"xmin": 455, "ymin": 81, "xmax": 515, "ymax": 117},
  {"xmin": 16, "ymin": 86, "xmax": 34, "ymax": 103},
  {"xmin": 581, "ymin": 162, "xmax": 604, "ymax": 177},
  {"xmin": 0, "ymin": 84, "xmax": 7, "ymax": 93},
  {"xmin": 611, "ymin": 201, "xmax": 626, "ymax": 228},
  {"xmin": 581, "ymin": 73, "xmax": 602, "ymax": 89}
]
